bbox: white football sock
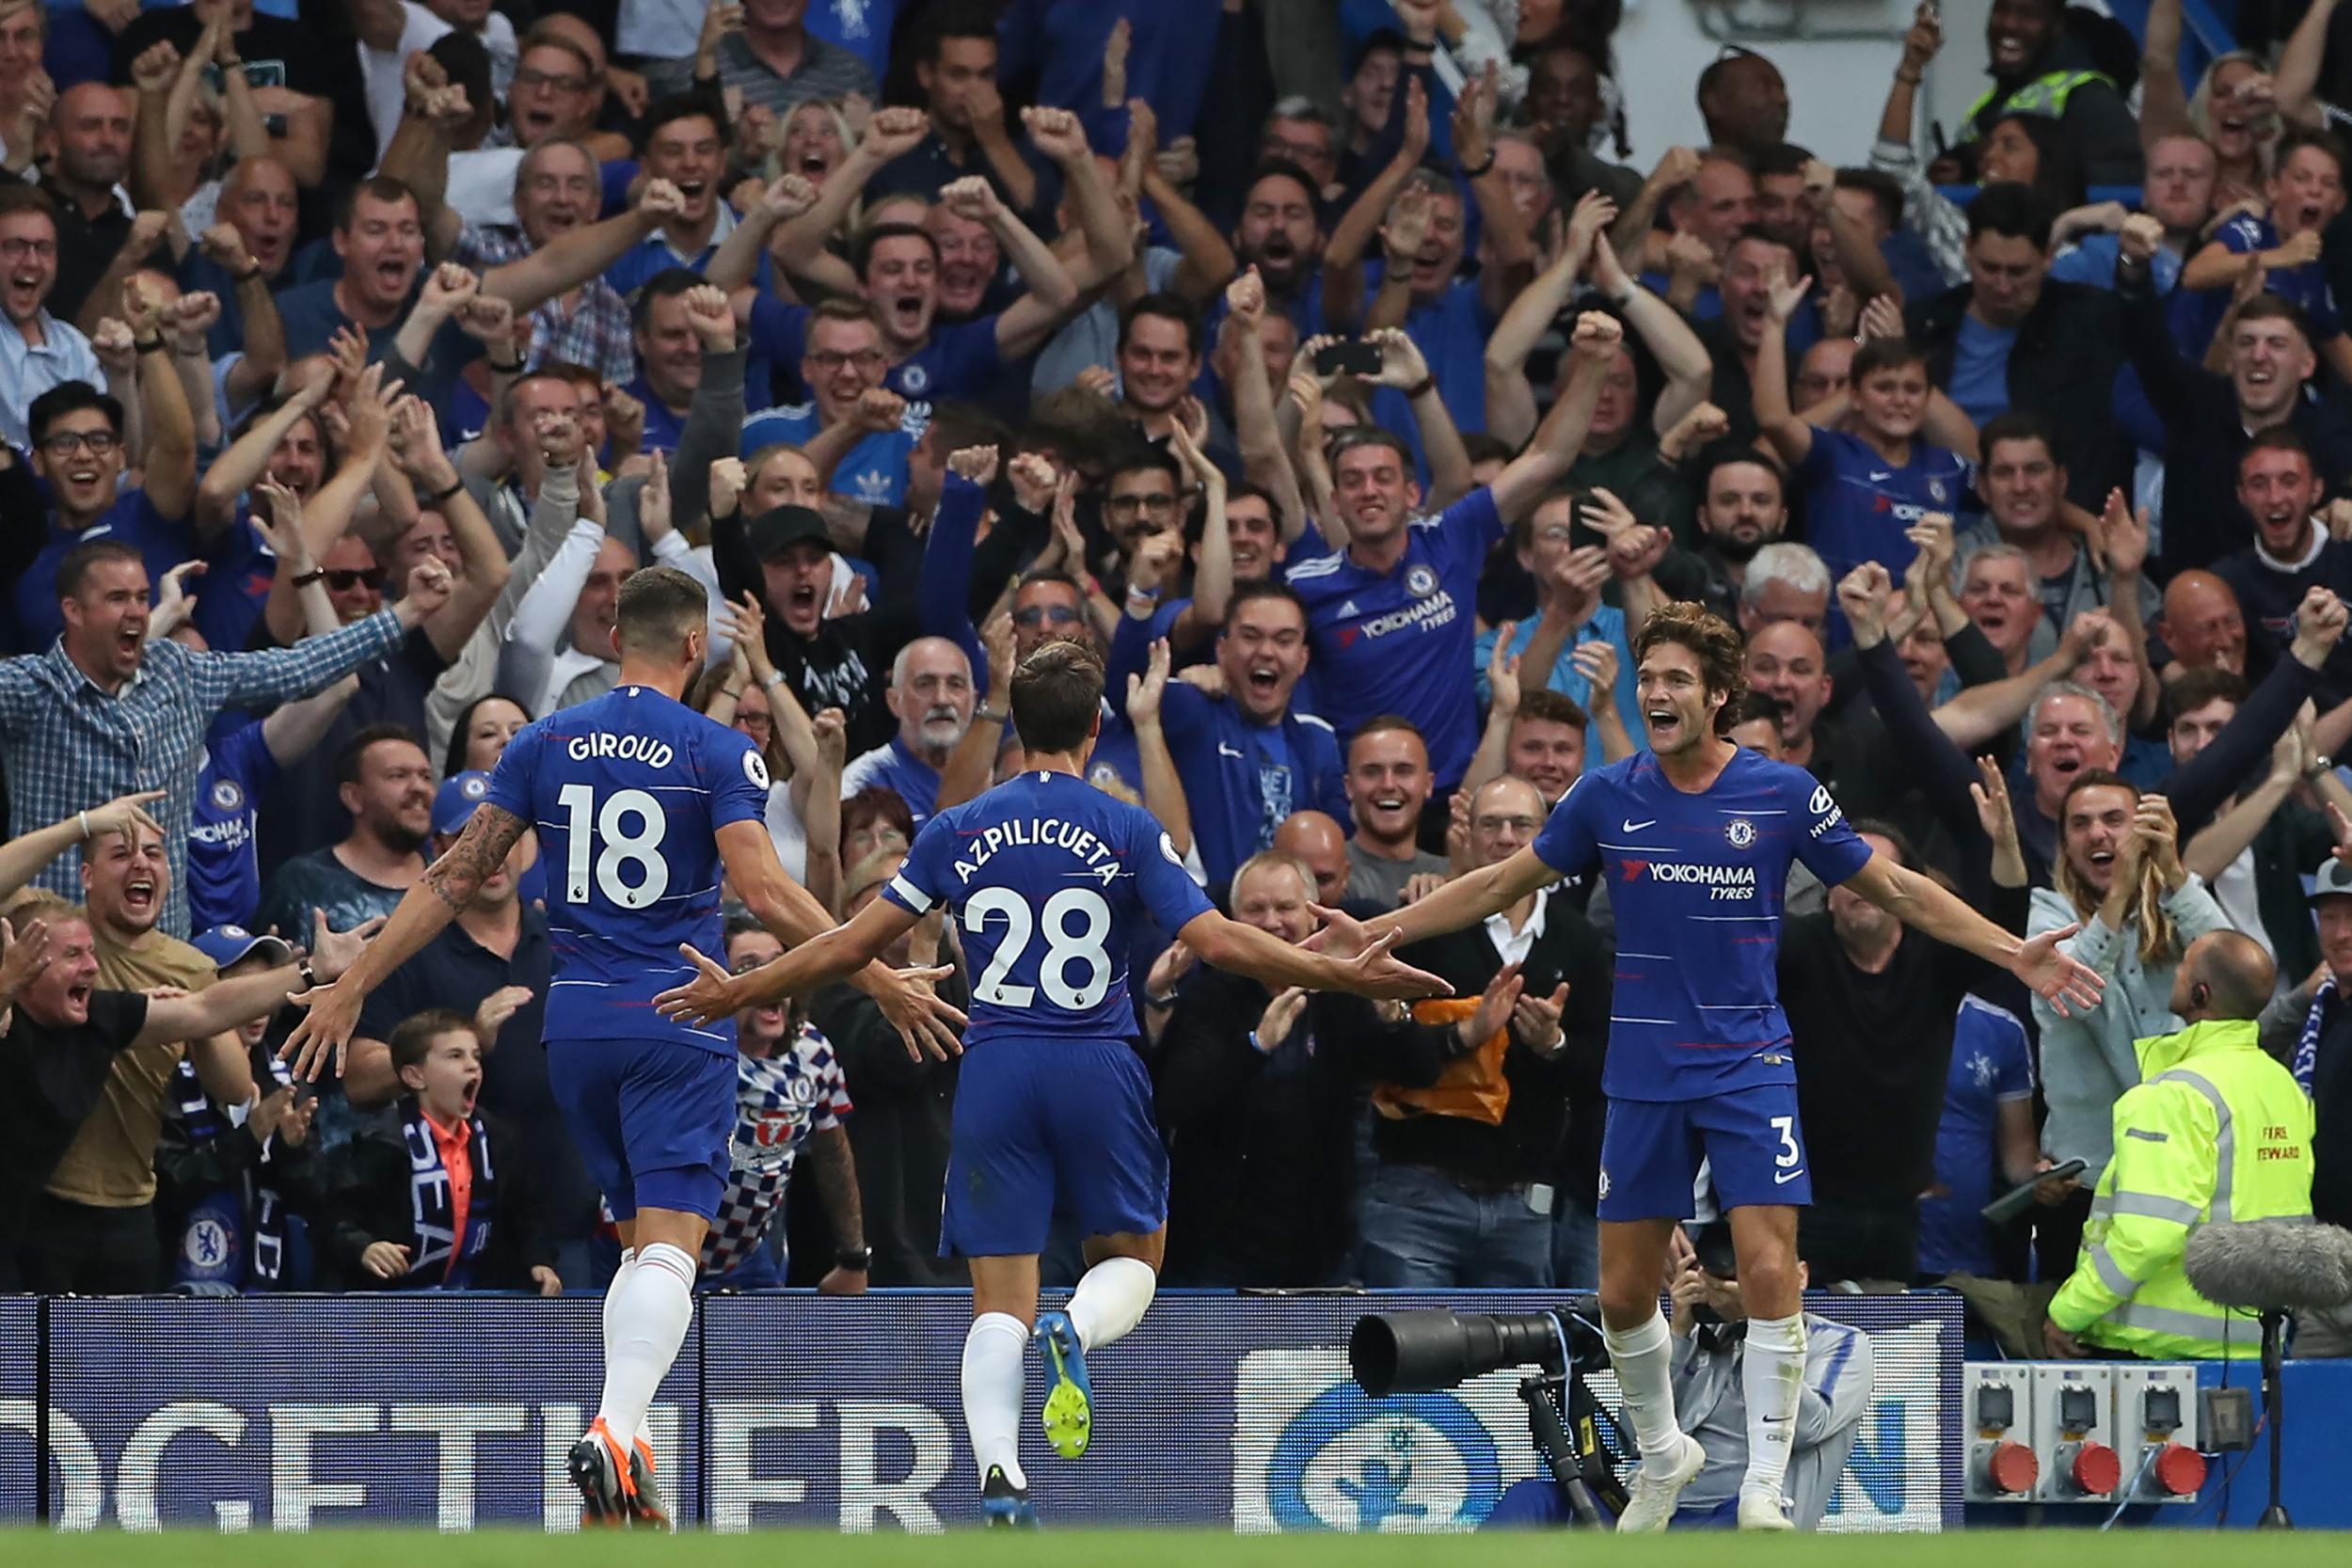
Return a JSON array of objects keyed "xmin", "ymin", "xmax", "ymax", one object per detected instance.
[
  {"xmin": 602, "ymin": 1247, "xmax": 637, "ymax": 1358},
  {"xmin": 1602, "ymin": 1308, "xmax": 1685, "ymax": 1479},
  {"xmin": 961, "ymin": 1312, "xmax": 1029, "ymax": 1489},
  {"xmin": 1065, "ymin": 1256, "xmax": 1156, "ymax": 1351},
  {"xmin": 596, "ymin": 1242, "xmax": 694, "ymax": 1451},
  {"xmin": 1740, "ymin": 1311, "xmax": 1807, "ymax": 1503}
]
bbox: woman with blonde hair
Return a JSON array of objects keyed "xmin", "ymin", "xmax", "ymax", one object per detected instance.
[
  {"xmin": 2142, "ymin": 0, "xmax": 2281, "ymax": 217},
  {"xmin": 2029, "ymin": 765, "xmax": 2230, "ymax": 1252}
]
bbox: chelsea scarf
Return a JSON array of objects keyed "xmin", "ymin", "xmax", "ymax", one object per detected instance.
[
  {"xmin": 168, "ymin": 1054, "xmax": 295, "ymax": 1290},
  {"xmin": 401, "ymin": 1099, "xmax": 496, "ymax": 1288}
]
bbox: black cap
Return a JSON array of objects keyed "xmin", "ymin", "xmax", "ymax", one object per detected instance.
[{"xmin": 746, "ymin": 505, "xmax": 829, "ymax": 560}]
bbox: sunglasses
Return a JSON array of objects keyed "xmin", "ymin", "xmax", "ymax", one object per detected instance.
[
  {"xmin": 325, "ymin": 567, "xmax": 389, "ymax": 592},
  {"xmin": 1014, "ymin": 604, "xmax": 1083, "ymax": 626}
]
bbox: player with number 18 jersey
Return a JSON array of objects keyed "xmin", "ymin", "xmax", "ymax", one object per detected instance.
[{"xmin": 484, "ymin": 683, "xmax": 774, "ymax": 1217}]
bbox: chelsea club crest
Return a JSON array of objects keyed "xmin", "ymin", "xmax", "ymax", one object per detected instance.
[
  {"xmin": 1724, "ymin": 817, "xmax": 1756, "ymax": 848},
  {"xmin": 1405, "ymin": 564, "xmax": 1438, "ymax": 598}
]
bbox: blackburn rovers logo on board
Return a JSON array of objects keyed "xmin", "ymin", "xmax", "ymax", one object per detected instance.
[
  {"xmin": 1405, "ymin": 565, "xmax": 1438, "ymax": 599},
  {"xmin": 210, "ymin": 780, "xmax": 243, "ymax": 812},
  {"xmin": 1725, "ymin": 817, "xmax": 1756, "ymax": 848}
]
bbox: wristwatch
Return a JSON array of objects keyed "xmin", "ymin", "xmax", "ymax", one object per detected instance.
[
  {"xmin": 835, "ymin": 1245, "xmax": 872, "ymax": 1273},
  {"xmin": 976, "ymin": 702, "xmax": 1008, "ymax": 725},
  {"xmin": 2307, "ymin": 754, "xmax": 2335, "ymax": 780}
]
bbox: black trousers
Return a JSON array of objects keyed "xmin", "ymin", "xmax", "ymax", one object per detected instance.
[{"xmin": 18, "ymin": 1194, "xmax": 162, "ymax": 1293}]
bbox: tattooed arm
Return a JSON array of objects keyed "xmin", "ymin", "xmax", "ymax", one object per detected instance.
[
  {"xmin": 806, "ymin": 1124, "xmax": 868, "ymax": 1293},
  {"xmin": 278, "ymin": 804, "xmax": 527, "ymax": 1081}
]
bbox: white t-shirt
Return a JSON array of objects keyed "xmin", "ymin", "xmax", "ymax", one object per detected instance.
[{"xmin": 358, "ymin": 2, "xmax": 455, "ymax": 161}]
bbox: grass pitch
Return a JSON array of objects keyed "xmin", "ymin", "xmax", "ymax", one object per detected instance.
[{"xmin": 0, "ymin": 1530, "xmax": 2344, "ymax": 1567}]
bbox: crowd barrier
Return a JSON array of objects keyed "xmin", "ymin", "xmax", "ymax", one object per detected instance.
[{"xmin": 0, "ymin": 1291, "xmax": 1961, "ymax": 1532}]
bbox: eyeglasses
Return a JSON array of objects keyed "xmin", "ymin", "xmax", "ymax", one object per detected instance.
[
  {"xmin": 732, "ymin": 956, "xmax": 772, "ymax": 975},
  {"xmin": 515, "ymin": 68, "xmax": 590, "ymax": 93},
  {"xmin": 324, "ymin": 567, "xmax": 389, "ymax": 592},
  {"xmin": 736, "ymin": 711, "xmax": 773, "ymax": 735},
  {"xmin": 0, "ymin": 236, "xmax": 56, "ymax": 261},
  {"xmin": 40, "ymin": 428, "xmax": 119, "ymax": 456},
  {"xmin": 1013, "ymin": 604, "xmax": 1083, "ymax": 626},
  {"xmin": 1105, "ymin": 492, "xmax": 1179, "ymax": 515},
  {"xmin": 808, "ymin": 349, "xmax": 885, "ymax": 371}
]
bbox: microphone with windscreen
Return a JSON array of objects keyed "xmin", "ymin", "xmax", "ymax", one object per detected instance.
[
  {"xmin": 2180, "ymin": 1220, "xmax": 2352, "ymax": 1530},
  {"xmin": 2182, "ymin": 1220, "xmax": 2352, "ymax": 1313}
]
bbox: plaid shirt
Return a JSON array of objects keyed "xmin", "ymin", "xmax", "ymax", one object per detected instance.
[
  {"xmin": 0, "ymin": 610, "xmax": 406, "ymax": 937},
  {"xmin": 454, "ymin": 222, "xmax": 639, "ymax": 385}
]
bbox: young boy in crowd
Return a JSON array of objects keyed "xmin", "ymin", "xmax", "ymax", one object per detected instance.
[{"xmin": 317, "ymin": 1009, "xmax": 562, "ymax": 1295}]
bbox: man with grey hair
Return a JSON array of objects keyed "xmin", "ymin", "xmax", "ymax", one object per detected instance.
[
  {"xmin": 1958, "ymin": 543, "xmax": 2042, "ymax": 678},
  {"xmin": 839, "ymin": 636, "xmax": 975, "ymax": 827},
  {"xmin": 1736, "ymin": 542, "xmax": 1829, "ymax": 643},
  {"xmin": 2009, "ymin": 679, "xmax": 2125, "ymax": 879}
]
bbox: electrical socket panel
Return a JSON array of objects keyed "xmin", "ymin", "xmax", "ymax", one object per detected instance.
[
  {"xmin": 2111, "ymin": 1364, "xmax": 2207, "ymax": 1504},
  {"xmin": 1963, "ymin": 1362, "xmax": 2041, "ymax": 1502},
  {"xmin": 2031, "ymin": 1364, "xmax": 2122, "ymax": 1502}
]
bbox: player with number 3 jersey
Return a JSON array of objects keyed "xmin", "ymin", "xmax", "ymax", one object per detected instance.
[
  {"xmin": 278, "ymin": 566, "xmax": 964, "ymax": 1531},
  {"xmin": 1311, "ymin": 604, "xmax": 2105, "ymax": 1533},
  {"xmin": 654, "ymin": 641, "xmax": 1452, "ymax": 1527}
]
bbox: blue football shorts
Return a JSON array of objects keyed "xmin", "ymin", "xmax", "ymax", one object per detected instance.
[
  {"xmin": 941, "ymin": 1037, "xmax": 1168, "ymax": 1258},
  {"xmin": 1597, "ymin": 1081, "xmax": 1810, "ymax": 1221},
  {"xmin": 548, "ymin": 1037, "xmax": 735, "ymax": 1223}
]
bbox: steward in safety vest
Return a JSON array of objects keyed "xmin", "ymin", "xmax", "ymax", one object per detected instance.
[
  {"xmin": 2046, "ymin": 931, "xmax": 2314, "ymax": 1359},
  {"xmin": 1963, "ymin": 0, "xmax": 2144, "ymax": 185}
]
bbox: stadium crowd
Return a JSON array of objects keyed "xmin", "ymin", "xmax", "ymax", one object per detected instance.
[{"xmin": 0, "ymin": 0, "xmax": 2347, "ymax": 1356}]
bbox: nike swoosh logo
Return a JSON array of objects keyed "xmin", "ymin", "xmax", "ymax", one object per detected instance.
[
  {"xmin": 1867, "ymin": 470, "xmax": 1893, "ymax": 482},
  {"xmin": 1218, "ymin": 745, "xmax": 1245, "ymax": 758},
  {"xmin": 1775, "ymin": 1168, "xmax": 1806, "ymax": 1184},
  {"xmin": 1622, "ymin": 818, "xmax": 1657, "ymax": 832}
]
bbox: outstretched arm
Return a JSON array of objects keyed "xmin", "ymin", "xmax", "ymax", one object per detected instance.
[
  {"xmin": 675, "ymin": 892, "xmax": 920, "ymax": 1013},
  {"xmin": 1350, "ymin": 846, "xmax": 1560, "ymax": 949},
  {"xmin": 1843, "ymin": 850, "xmax": 2103, "ymax": 1013},
  {"xmin": 716, "ymin": 820, "xmax": 965, "ymax": 1061},
  {"xmin": 1180, "ymin": 909, "xmax": 1448, "ymax": 998},
  {"xmin": 278, "ymin": 803, "xmax": 525, "ymax": 1077}
]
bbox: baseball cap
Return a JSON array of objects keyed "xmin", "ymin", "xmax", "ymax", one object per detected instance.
[
  {"xmin": 193, "ymin": 925, "xmax": 294, "ymax": 973},
  {"xmin": 747, "ymin": 505, "xmax": 829, "ymax": 560},
  {"xmin": 434, "ymin": 770, "xmax": 494, "ymax": 836},
  {"xmin": 2311, "ymin": 857, "xmax": 2352, "ymax": 904}
]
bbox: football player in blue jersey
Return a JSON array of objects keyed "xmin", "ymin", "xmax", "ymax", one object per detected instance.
[
  {"xmin": 1313, "ymin": 601, "xmax": 2104, "ymax": 1531},
  {"xmin": 653, "ymin": 640, "xmax": 1452, "ymax": 1526},
  {"xmin": 279, "ymin": 565, "xmax": 964, "ymax": 1529}
]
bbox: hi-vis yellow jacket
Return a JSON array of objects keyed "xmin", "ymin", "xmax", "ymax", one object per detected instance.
[{"xmin": 2050, "ymin": 1020, "xmax": 2314, "ymax": 1359}]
